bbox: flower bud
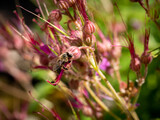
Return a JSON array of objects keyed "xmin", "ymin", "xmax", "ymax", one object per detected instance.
[
  {"xmin": 83, "ymin": 21, "xmax": 95, "ymax": 36},
  {"xmin": 69, "ymin": 30, "xmax": 83, "ymax": 46},
  {"xmin": 140, "ymin": 52, "xmax": 152, "ymax": 65},
  {"xmin": 83, "ymin": 35, "xmax": 92, "ymax": 46},
  {"xmin": 83, "ymin": 34, "xmax": 96, "ymax": 46},
  {"xmin": 130, "ymin": 56, "xmax": 141, "ymax": 72},
  {"xmin": 58, "ymin": 0, "xmax": 70, "ymax": 10},
  {"xmin": 70, "ymin": 37, "xmax": 82, "ymax": 47},
  {"xmin": 70, "ymin": 30, "xmax": 83, "ymax": 40},
  {"xmin": 67, "ymin": 46, "xmax": 81, "ymax": 60},
  {"xmin": 48, "ymin": 9, "xmax": 62, "ymax": 22}
]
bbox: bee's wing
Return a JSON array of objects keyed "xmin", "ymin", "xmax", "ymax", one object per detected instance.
[{"xmin": 52, "ymin": 59, "xmax": 63, "ymax": 72}]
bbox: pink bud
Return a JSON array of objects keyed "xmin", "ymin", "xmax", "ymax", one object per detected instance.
[
  {"xmin": 130, "ymin": 56, "xmax": 141, "ymax": 72},
  {"xmin": 141, "ymin": 52, "xmax": 152, "ymax": 65},
  {"xmin": 67, "ymin": 46, "xmax": 81, "ymax": 60},
  {"xmin": 69, "ymin": 30, "xmax": 83, "ymax": 46},
  {"xmin": 69, "ymin": 37, "xmax": 82, "ymax": 47},
  {"xmin": 83, "ymin": 34, "xmax": 96, "ymax": 46},
  {"xmin": 83, "ymin": 35, "xmax": 92, "ymax": 46},
  {"xmin": 48, "ymin": 9, "xmax": 62, "ymax": 22},
  {"xmin": 83, "ymin": 21, "xmax": 95, "ymax": 36}
]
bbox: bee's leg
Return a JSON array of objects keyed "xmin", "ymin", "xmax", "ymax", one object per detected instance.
[
  {"xmin": 51, "ymin": 81, "xmax": 54, "ymax": 83},
  {"xmin": 62, "ymin": 61, "xmax": 72, "ymax": 71},
  {"xmin": 62, "ymin": 66, "xmax": 68, "ymax": 70}
]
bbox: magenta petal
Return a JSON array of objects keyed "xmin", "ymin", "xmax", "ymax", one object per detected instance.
[
  {"xmin": 99, "ymin": 58, "xmax": 110, "ymax": 71},
  {"xmin": 29, "ymin": 34, "xmax": 40, "ymax": 46},
  {"xmin": 71, "ymin": 102, "xmax": 82, "ymax": 109},
  {"xmin": 47, "ymin": 69, "xmax": 64, "ymax": 86},
  {"xmin": 33, "ymin": 45, "xmax": 56, "ymax": 58},
  {"xmin": 73, "ymin": 96, "xmax": 83, "ymax": 106},
  {"xmin": 82, "ymin": 89, "xmax": 89, "ymax": 98},
  {"xmin": 40, "ymin": 45, "xmax": 56, "ymax": 58},
  {"xmin": 40, "ymin": 45, "xmax": 52, "ymax": 55}
]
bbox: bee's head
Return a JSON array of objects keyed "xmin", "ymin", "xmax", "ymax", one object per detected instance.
[
  {"xmin": 62, "ymin": 53, "xmax": 68, "ymax": 59},
  {"xmin": 66, "ymin": 52, "xmax": 73, "ymax": 59}
]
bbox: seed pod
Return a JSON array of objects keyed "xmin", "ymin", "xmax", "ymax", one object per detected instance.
[
  {"xmin": 48, "ymin": 9, "xmax": 62, "ymax": 22},
  {"xmin": 140, "ymin": 52, "xmax": 152, "ymax": 65},
  {"xmin": 130, "ymin": 56, "xmax": 141, "ymax": 72},
  {"xmin": 83, "ymin": 21, "xmax": 95, "ymax": 36},
  {"xmin": 58, "ymin": 0, "xmax": 70, "ymax": 10},
  {"xmin": 67, "ymin": 46, "xmax": 81, "ymax": 60}
]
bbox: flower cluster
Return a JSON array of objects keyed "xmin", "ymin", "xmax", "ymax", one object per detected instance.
[{"xmin": 0, "ymin": 0, "xmax": 157, "ymax": 119}]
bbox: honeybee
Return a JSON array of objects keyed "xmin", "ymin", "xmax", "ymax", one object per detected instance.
[{"xmin": 51, "ymin": 52, "xmax": 73, "ymax": 74}]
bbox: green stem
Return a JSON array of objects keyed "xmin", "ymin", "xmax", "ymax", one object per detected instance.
[
  {"xmin": 96, "ymin": 69, "xmax": 134, "ymax": 120},
  {"xmin": 88, "ymin": 51, "xmax": 136, "ymax": 120},
  {"xmin": 94, "ymin": 77, "xmax": 113, "ymax": 98},
  {"xmin": 17, "ymin": 5, "xmax": 69, "ymax": 36},
  {"xmin": 132, "ymin": 87, "xmax": 141, "ymax": 110},
  {"xmin": 84, "ymin": 82, "xmax": 121, "ymax": 120}
]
